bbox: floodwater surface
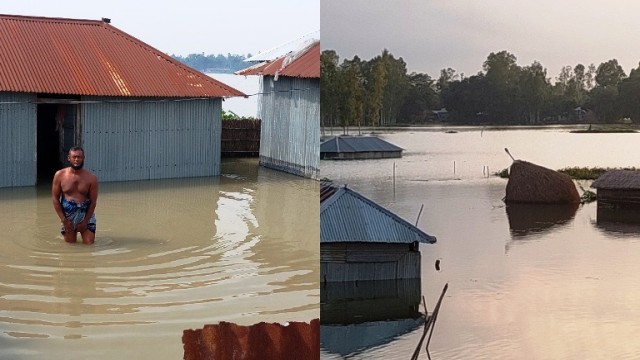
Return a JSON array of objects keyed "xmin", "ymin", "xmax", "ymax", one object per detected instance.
[
  {"xmin": 320, "ymin": 127, "xmax": 640, "ymax": 359},
  {"xmin": 0, "ymin": 158, "xmax": 319, "ymax": 359}
]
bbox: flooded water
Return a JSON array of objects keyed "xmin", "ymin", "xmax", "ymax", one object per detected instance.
[
  {"xmin": 0, "ymin": 158, "xmax": 319, "ymax": 359},
  {"xmin": 320, "ymin": 127, "xmax": 640, "ymax": 359},
  {"xmin": 207, "ymin": 73, "xmax": 259, "ymax": 118}
]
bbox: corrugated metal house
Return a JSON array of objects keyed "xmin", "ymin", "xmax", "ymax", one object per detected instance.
[
  {"xmin": 320, "ymin": 135, "xmax": 403, "ymax": 160},
  {"xmin": 592, "ymin": 170, "xmax": 640, "ymax": 208},
  {"xmin": 320, "ymin": 182, "xmax": 436, "ymax": 282},
  {"xmin": 236, "ymin": 40, "xmax": 319, "ymax": 179},
  {"xmin": 0, "ymin": 14, "xmax": 244, "ymax": 188}
]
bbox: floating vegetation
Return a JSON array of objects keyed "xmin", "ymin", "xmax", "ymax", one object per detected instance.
[
  {"xmin": 496, "ymin": 168, "xmax": 509, "ymax": 178},
  {"xmin": 497, "ymin": 166, "xmax": 639, "ymax": 180},
  {"xmin": 578, "ymin": 183, "xmax": 597, "ymax": 204},
  {"xmin": 558, "ymin": 166, "xmax": 638, "ymax": 180},
  {"xmin": 571, "ymin": 129, "xmax": 637, "ymax": 133},
  {"xmin": 570, "ymin": 124, "xmax": 638, "ymax": 133}
]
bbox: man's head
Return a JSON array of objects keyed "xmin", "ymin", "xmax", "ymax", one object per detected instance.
[{"xmin": 68, "ymin": 146, "xmax": 85, "ymax": 170}]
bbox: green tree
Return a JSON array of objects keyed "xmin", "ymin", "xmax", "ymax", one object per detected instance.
[
  {"xmin": 483, "ymin": 50, "xmax": 519, "ymax": 123},
  {"xmin": 340, "ymin": 56, "xmax": 365, "ymax": 129},
  {"xmin": 618, "ymin": 62, "xmax": 640, "ymax": 122},
  {"xmin": 381, "ymin": 50, "xmax": 410, "ymax": 125},
  {"xmin": 362, "ymin": 54, "xmax": 387, "ymax": 126},
  {"xmin": 320, "ymin": 50, "xmax": 342, "ymax": 129},
  {"xmin": 400, "ymin": 73, "xmax": 438, "ymax": 123},
  {"xmin": 595, "ymin": 59, "xmax": 626, "ymax": 88}
]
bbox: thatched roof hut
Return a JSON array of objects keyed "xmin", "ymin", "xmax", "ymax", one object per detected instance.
[{"xmin": 505, "ymin": 160, "xmax": 580, "ymax": 204}]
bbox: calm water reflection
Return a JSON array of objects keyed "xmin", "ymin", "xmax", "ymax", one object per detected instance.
[
  {"xmin": 321, "ymin": 127, "xmax": 640, "ymax": 359},
  {"xmin": 0, "ymin": 158, "xmax": 318, "ymax": 360}
]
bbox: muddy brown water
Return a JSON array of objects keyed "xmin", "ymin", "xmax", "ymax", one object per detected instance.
[{"xmin": 0, "ymin": 158, "xmax": 319, "ymax": 359}]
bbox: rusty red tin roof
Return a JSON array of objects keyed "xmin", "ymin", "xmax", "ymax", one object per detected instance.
[
  {"xmin": 236, "ymin": 40, "xmax": 319, "ymax": 79},
  {"xmin": 182, "ymin": 319, "xmax": 320, "ymax": 360},
  {"xmin": 0, "ymin": 14, "xmax": 245, "ymax": 98}
]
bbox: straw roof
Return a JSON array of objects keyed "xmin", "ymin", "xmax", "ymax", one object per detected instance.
[{"xmin": 505, "ymin": 160, "xmax": 580, "ymax": 203}]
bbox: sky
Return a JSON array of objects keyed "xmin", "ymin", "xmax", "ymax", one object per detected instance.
[
  {"xmin": 1, "ymin": 0, "xmax": 319, "ymax": 57},
  {"xmin": 321, "ymin": 0, "xmax": 640, "ymax": 82}
]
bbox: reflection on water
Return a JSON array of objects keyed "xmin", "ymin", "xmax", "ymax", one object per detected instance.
[
  {"xmin": 596, "ymin": 207, "xmax": 640, "ymax": 235},
  {"xmin": 321, "ymin": 127, "xmax": 640, "ymax": 359},
  {"xmin": 0, "ymin": 158, "xmax": 318, "ymax": 360},
  {"xmin": 320, "ymin": 280, "xmax": 424, "ymax": 357},
  {"xmin": 506, "ymin": 202, "xmax": 579, "ymax": 238}
]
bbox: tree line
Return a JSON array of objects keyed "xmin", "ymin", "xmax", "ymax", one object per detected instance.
[
  {"xmin": 321, "ymin": 49, "xmax": 640, "ymax": 127},
  {"xmin": 172, "ymin": 53, "xmax": 252, "ymax": 73}
]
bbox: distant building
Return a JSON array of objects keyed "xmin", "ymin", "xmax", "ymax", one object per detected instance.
[
  {"xmin": 429, "ymin": 108, "xmax": 449, "ymax": 121},
  {"xmin": 320, "ymin": 136, "xmax": 403, "ymax": 160},
  {"xmin": 320, "ymin": 182, "xmax": 436, "ymax": 282},
  {"xmin": 236, "ymin": 39, "xmax": 319, "ymax": 179},
  {"xmin": 0, "ymin": 14, "xmax": 244, "ymax": 187}
]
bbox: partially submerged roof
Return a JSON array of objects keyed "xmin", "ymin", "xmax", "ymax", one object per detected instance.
[
  {"xmin": 235, "ymin": 40, "xmax": 319, "ymax": 78},
  {"xmin": 0, "ymin": 14, "xmax": 245, "ymax": 98},
  {"xmin": 320, "ymin": 136, "xmax": 403, "ymax": 154},
  {"xmin": 320, "ymin": 183, "xmax": 436, "ymax": 244},
  {"xmin": 592, "ymin": 170, "xmax": 640, "ymax": 190}
]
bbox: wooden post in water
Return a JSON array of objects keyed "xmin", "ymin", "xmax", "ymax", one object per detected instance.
[
  {"xmin": 415, "ymin": 204, "xmax": 424, "ymax": 226},
  {"xmin": 393, "ymin": 162, "xmax": 396, "ymax": 197}
]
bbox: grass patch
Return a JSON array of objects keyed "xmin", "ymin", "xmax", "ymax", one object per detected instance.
[{"xmin": 497, "ymin": 166, "xmax": 639, "ymax": 180}]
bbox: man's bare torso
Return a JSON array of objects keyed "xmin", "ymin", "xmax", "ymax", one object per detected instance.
[{"xmin": 58, "ymin": 168, "xmax": 95, "ymax": 203}]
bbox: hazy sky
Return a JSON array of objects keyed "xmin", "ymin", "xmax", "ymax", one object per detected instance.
[
  {"xmin": 1, "ymin": 0, "xmax": 319, "ymax": 56},
  {"xmin": 322, "ymin": 0, "xmax": 640, "ymax": 81}
]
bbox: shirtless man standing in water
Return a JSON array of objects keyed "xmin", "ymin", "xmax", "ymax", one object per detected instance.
[{"xmin": 52, "ymin": 146, "xmax": 99, "ymax": 244}]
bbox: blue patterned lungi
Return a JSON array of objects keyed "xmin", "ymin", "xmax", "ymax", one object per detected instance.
[{"xmin": 60, "ymin": 197, "xmax": 97, "ymax": 234}]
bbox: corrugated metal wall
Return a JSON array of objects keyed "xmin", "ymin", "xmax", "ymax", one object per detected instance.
[
  {"xmin": 82, "ymin": 97, "xmax": 222, "ymax": 182},
  {"xmin": 320, "ymin": 243, "xmax": 421, "ymax": 282},
  {"xmin": 258, "ymin": 76, "xmax": 319, "ymax": 179},
  {"xmin": 0, "ymin": 92, "xmax": 36, "ymax": 187}
]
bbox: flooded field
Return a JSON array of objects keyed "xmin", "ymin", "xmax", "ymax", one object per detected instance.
[
  {"xmin": 0, "ymin": 158, "xmax": 319, "ymax": 359},
  {"xmin": 320, "ymin": 127, "xmax": 640, "ymax": 359}
]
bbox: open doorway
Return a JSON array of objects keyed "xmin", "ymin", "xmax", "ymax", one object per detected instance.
[{"xmin": 37, "ymin": 101, "xmax": 78, "ymax": 184}]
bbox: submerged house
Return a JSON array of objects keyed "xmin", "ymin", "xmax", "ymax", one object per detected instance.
[
  {"xmin": 592, "ymin": 170, "xmax": 640, "ymax": 208},
  {"xmin": 0, "ymin": 14, "xmax": 244, "ymax": 188},
  {"xmin": 236, "ymin": 40, "xmax": 319, "ymax": 179},
  {"xmin": 320, "ymin": 182, "xmax": 436, "ymax": 282},
  {"xmin": 320, "ymin": 135, "xmax": 403, "ymax": 160}
]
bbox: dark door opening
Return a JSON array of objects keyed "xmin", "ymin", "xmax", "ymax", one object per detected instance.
[
  {"xmin": 37, "ymin": 103, "xmax": 78, "ymax": 184},
  {"xmin": 37, "ymin": 104, "xmax": 60, "ymax": 183}
]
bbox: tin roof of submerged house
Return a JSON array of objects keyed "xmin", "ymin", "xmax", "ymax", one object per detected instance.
[
  {"xmin": 320, "ymin": 136, "xmax": 403, "ymax": 154},
  {"xmin": 592, "ymin": 170, "xmax": 640, "ymax": 190},
  {"xmin": 0, "ymin": 14, "xmax": 245, "ymax": 98},
  {"xmin": 235, "ymin": 40, "xmax": 320, "ymax": 78},
  {"xmin": 320, "ymin": 182, "xmax": 436, "ymax": 244}
]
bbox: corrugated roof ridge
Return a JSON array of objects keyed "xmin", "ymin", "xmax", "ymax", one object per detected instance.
[
  {"xmin": 0, "ymin": 13, "xmax": 245, "ymax": 98},
  {"xmin": 321, "ymin": 185, "xmax": 436, "ymax": 243},
  {"xmin": 281, "ymin": 40, "xmax": 319, "ymax": 68},
  {"xmin": 99, "ymin": 21, "xmax": 245, "ymax": 97}
]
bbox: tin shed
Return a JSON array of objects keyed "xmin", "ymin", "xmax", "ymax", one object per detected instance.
[
  {"xmin": 592, "ymin": 170, "xmax": 640, "ymax": 208},
  {"xmin": 0, "ymin": 14, "xmax": 244, "ymax": 188},
  {"xmin": 320, "ymin": 182, "xmax": 436, "ymax": 282},
  {"xmin": 236, "ymin": 40, "xmax": 319, "ymax": 179},
  {"xmin": 320, "ymin": 135, "xmax": 403, "ymax": 160}
]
